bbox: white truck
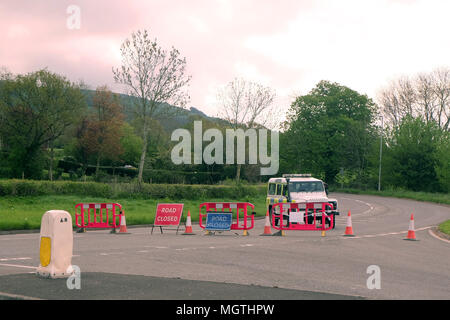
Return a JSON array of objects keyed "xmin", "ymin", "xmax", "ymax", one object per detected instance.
[{"xmin": 266, "ymin": 174, "xmax": 339, "ymax": 229}]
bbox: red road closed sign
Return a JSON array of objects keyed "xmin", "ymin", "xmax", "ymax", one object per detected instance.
[{"xmin": 154, "ymin": 203, "xmax": 184, "ymax": 226}]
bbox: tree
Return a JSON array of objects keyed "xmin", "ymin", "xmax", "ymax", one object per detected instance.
[
  {"xmin": 113, "ymin": 29, "xmax": 191, "ymax": 184},
  {"xmin": 435, "ymin": 130, "xmax": 450, "ymax": 192},
  {"xmin": 119, "ymin": 122, "xmax": 143, "ymax": 166},
  {"xmin": 87, "ymin": 86, "xmax": 125, "ymax": 176},
  {"xmin": 218, "ymin": 77, "xmax": 276, "ymax": 182},
  {"xmin": 378, "ymin": 67, "xmax": 450, "ymax": 131},
  {"xmin": 67, "ymin": 86, "xmax": 125, "ymax": 179},
  {"xmin": 383, "ymin": 116, "xmax": 442, "ymax": 192},
  {"xmin": 281, "ymin": 81, "xmax": 377, "ymax": 184},
  {"xmin": 0, "ymin": 69, "xmax": 86, "ymax": 179}
]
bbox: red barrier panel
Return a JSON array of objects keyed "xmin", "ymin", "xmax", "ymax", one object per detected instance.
[
  {"xmin": 75, "ymin": 203, "xmax": 122, "ymax": 229},
  {"xmin": 271, "ymin": 202, "xmax": 333, "ymax": 231},
  {"xmin": 199, "ymin": 202, "xmax": 255, "ymax": 232}
]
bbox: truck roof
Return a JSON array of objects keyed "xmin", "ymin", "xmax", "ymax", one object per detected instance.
[{"xmin": 268, "ymin": 177, "xmax": 322, "ymax": 183}]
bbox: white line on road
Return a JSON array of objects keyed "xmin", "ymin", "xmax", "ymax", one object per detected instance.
[
  {"xmin": 341, "ymin": 226, "xmax": 433, "ymax": 239},
  {"xmin": 428, "ymin": 229, "xmax": 450, "ymax": 244},
  {"xmin": 0, "ymin": 291, "xmax": 42, "ymax": 300},
  {"xmin": 0, "ymin": 257, "xmax": 32, "ymax": 262},
  {"xmin": 0, "ymin": 263, "xmax": 36, "ymax": 269},
  {"xmin": 340, "ymin": 197, "xmax": 374, "ymax": 215},
  {"xmin": 99, "ymin": 252, "xmax": 124, "ymax": 256},
  {"xmin": 0, "ymin": 237, "xmax": 38, "ymax": 241},
  {"xmin": 144, "ymin": 246, "xmax": 168, "ymax": 249}
]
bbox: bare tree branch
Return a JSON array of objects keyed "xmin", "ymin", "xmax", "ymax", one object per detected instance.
[{"xmin": 112, "ymin": 30, "xmax": 191, "ymax": 183}]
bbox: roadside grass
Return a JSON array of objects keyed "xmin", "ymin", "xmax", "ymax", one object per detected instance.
[
  {"xmin": 0, "ymin": 195, "xmax": 268, "ymax": 231},
  {"xmin": 331, "ymin": 188, "xmax": 450, "ymax": 205},
  {"xmin": 438, "ymin": 220, "xmax": 450, "ymax": 235}
]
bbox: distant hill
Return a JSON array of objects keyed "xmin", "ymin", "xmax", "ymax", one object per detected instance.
[{"xmin": 81, "ymin": 89, "xmax": 229, "ymax": 133}]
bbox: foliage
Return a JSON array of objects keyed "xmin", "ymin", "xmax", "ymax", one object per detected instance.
[
  {"xmin": 435, "ymin": 130, "xmax": 450, "ymax": 193},
  {"xmin": 0, "ymin": 179, "xmax": 266, "ymax": 200},
  {"xmin": 119, "ymin": 123, "xmax": 143, "ymax": 166},
  {"xmin": 79, "ymin": 86, "xmax": 125, "ymax": 174},
  {"xmin": 0, "ymin": 69, "xmax": 86, "ymax": 179},
  {"xmin": 113, "ymin": 29, "xmax": 191, "ymax": 183},
  {"xmin": 383, "ymin": 116, "xmax": 444, "ymax": 192},
  {"xmin": 281, "ymin": 80, "xmax": 377, "ymax": 184}
]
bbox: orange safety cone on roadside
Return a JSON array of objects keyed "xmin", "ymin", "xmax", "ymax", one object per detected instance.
[
  {"xmin": 404, "ymin": 214, "xmax": 418, "ymax": 241},
  {"xmin": 260, "ymin": 210, "xmax": 272, "ymax": 236},
  {"xmin": 182, "ymin": 211, "xmax": 195, "ymax": 235},
  {"xmin": 344, "ymin": 210, "xmax": 355, "ymax": 237},
  {"xmin": 117, "ymin": 210, "xmax": 130, "ymax": 234}
]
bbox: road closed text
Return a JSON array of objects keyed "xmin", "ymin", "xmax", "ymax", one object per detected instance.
[{"xmin": 154, "ymin": 204, "xmax": 184, "ymax": 226}]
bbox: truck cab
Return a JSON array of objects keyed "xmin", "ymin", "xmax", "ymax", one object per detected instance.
[{"xmin": 266, "ymin": 174, "xmax": 339, "ymax": 228}]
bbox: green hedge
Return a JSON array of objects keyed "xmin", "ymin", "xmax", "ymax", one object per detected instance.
[
  {"xmin": 0, "ymin": 179, "xmax": 266, "ymax": 200},
  {"xmin": 57, "ymin": 159, "xmax": 228, "ymax": 184}
]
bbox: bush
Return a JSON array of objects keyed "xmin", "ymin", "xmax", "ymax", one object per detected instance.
[{"xmin": 0, "ymin": 179, "xmax": 266, "ymax": 200}]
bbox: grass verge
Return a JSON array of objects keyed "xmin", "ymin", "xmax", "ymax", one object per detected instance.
[
  {"xmin": 438, "ymin": 220, "xmax": 450, "ymax": 235},
  {"xmin": 0, "ymin": 195, "xmax": 267, "ymax": 231}
]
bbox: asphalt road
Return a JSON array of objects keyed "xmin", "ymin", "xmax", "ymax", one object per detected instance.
[{"xmin": 0, "ymin": 193, "xmax": 449, "ymax": 300}]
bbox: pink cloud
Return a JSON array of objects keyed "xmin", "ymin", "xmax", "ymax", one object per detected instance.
[
  {"xmin": 1, "ymin": 0, "xmax": 448, "ymax": 119},
  {"xmin": 0, "ymin": 1, "xmax": 311, "ymax": 113}
]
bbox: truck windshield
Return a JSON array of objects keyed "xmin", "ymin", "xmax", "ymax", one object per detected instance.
[{"xmin": 289, "ymin": 181, "xmax": 324, "ymax": 192}]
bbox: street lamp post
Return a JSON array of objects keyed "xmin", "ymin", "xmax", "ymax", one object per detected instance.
[{"xmin": 378, "ymin": 116, "xmax": 383, "ymax": 192}]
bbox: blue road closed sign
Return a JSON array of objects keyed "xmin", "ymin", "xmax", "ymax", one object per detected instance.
[{"xmin": 205, "ymin": 212, "xmax": 233, "ymax": 231}]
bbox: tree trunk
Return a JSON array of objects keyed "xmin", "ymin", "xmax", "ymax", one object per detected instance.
[
  {"xmin": 49, "ymin": 143, "xmax": 54, "ymax": 181},
  {"xmin": 95, "ymin": 155, "xmax": 101, "ymax": 178},
  {"xmin": 236, "ymin": 164, "xmax": 241, "ymax": 184},
  {"xmin": 138, "ymin": 125, "xmax": 148, "ymax": 184}
]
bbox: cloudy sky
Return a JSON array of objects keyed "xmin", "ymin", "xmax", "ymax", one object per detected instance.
[{"xmin": 1, "ymin": 0, "xmax": 449, "ymax": 118}]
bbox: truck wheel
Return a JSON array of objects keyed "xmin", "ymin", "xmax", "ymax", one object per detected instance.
[
  {"xmin": 325, "ymin": 216, "xmax": 336, "ymax": 229},
  {"xmin": 307, "ymin": 210, "xmax": 314, "ymax": 224},
  {"xmin": 269, "ymin": 206, "xmax": 279, "ymax": 227},
  {"xmin": 330, "ymin": 215, "xmax": 336, "ymax": 229}
]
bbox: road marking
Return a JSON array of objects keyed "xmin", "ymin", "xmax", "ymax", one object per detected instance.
[
  {"xmin": 0, "ymin": 257, "xmax": 32, "ymax": 262},
  {"xmin": 0, "ymin": 237, "xmax": 38, "ymax": 241},
  {"xmin": 341, "ymin": 226, "xmax": 433, "ymax": 239},
  {"xmin": 428, "ymin": 229, "xmax": 450, "ymax": 244},
  {"xmin": 0, "ymin": 263, "xmax": 36, "ymax": 269},
  {"xmin": 0, "ymin": 291, "xmax": 42, "ymax": 300},
  {"xmin": 99, "ymin": 252, "xmax": 124, "ymax": 256},
  {"xmin": 144, "ymin": 246, "xmax": 168, "ymax": 249},
  {"xmin": 240, "ymin": 244, "xmax": 254, "ymax": 247},
  {"xmin": 340, "ymin": 197, "xmax": 374, "ymax": 215}
]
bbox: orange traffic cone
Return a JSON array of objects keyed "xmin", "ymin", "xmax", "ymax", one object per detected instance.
[
  {"xmin": 117, "ymin": 210, "xmax": 130, "ymax": 234},
  {"xmin": 260, "ymin": 210, "xmax": 272, "ymax": 236},
  {"xmin": 182, "ymin": 211, "xmax": 195, "ymax": 235},
  {"xmin": 404, "ymin": 214, "xmax": 417, "ymax": 241},
  {"xmin": 344, "ymin": 210, "xmax": 354, "ymax": 237}
]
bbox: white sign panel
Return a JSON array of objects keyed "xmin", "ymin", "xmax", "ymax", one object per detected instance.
[{"xmin": 289, "ymin": 211, "xmax": 304, "ymax": 224}]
